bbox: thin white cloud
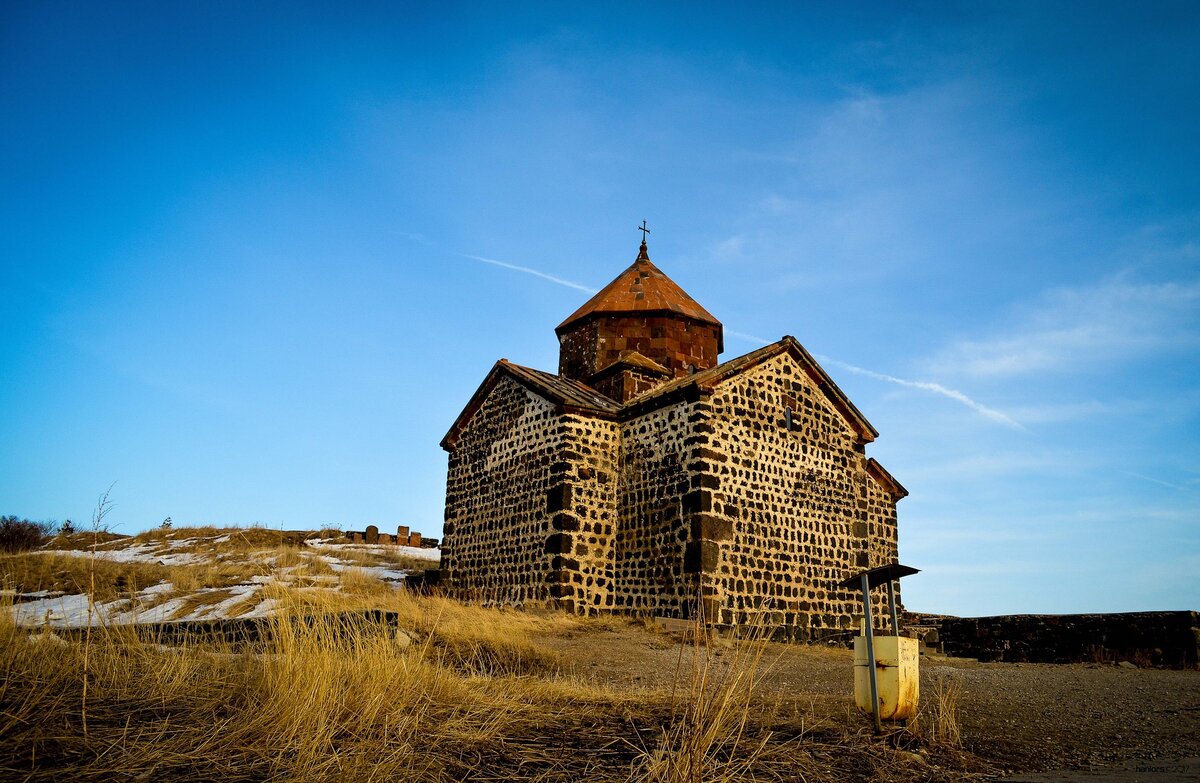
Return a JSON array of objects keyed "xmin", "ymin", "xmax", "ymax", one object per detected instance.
[
  {"xmin": 462, "ymin": 254, "xmax": 598, "ymax": 294},
  {"xmin": 722, "ymin": 331, "xmax": 1023, "ymax": 429},
  {"xmin": 817, "ymin": 356, "xmax": 1026, "ymax": 430},
  {"xmin": 931, "ymin": 277, "xmax": 1200, "ymax": 378},
  {"xmin": 1123, "ymin": 471, "xmax": 1187, "ymax": 491},
  {"xmin": 725, "ymin": 330, "xmax": 772, "ymax": 345}
]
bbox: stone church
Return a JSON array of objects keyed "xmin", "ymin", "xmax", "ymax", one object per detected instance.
[{"xmin": 439, "ymin": 237, "xmax": 906, "ymax": 638}]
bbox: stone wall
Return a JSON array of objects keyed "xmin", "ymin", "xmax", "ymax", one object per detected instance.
[
  {"xmin": 613, "ymin": 399, "xmax": 700, "ymax": 617},
  {"xmin": 440, "ymin": 377, "xmax": 561, "ymax": 605},
  {"xmin": 442, "ymin": 350, "xmax": 903, "ymax": 631},
  {"xmin": 545, "ymin": 414, "xmax": 621, "ymax": 613},
  {"xmin": 701, "ymin": 354, "xmax": 899, "ymax": 638},
  {"xmin": 590, "ymin": 365, "xmax": 670, "ymax": 404},
  {"xmin": 930, "ymin": 611, "xmax": 1200, "ymax": 668},
  {"xmin": 559, "ymin": 315, "xmax": 721, "ymax": 382}
]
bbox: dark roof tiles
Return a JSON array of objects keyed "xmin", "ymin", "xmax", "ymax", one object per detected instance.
[
  {"xmin": 556, "ymin": 243, "xmax": 722, "ymax": 334},
  {"xmin": 443, "ymin": 338, "xmax": 880, "ymax": 450}
]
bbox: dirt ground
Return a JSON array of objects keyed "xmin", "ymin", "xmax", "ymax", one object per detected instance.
[{"xmin": 535, "ymin": 621, "xmax": 1200, "ymax": 781}]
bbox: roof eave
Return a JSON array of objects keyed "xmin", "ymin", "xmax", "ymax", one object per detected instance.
[
  {"xmin": 555, "ymin": 308, "xmax": 724, "ymax": 337},
  {"xmin": 866, "ymin": 457, "xmax": 909, "ymax": 501},
  {"xmin": 441, "ymin": 360, "xmax": 620, "ymax": 451}
]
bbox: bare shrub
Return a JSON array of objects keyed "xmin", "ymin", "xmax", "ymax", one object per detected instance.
[{"xmin": 0, "ymin": 516, "xmax": 53, "ymax": 553}]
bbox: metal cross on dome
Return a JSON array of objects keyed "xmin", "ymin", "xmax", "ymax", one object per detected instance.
[{"xmin": 638, "ymin": 220, "xmax": 650, "ymax": 242}]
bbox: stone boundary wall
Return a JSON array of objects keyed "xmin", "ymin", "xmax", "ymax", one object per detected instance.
[{"xmin": 918, "ymin": 611, "xmax": 1200, "ymax": 669}]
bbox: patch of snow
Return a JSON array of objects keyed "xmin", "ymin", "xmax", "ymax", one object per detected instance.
[
  {"xmin": 36, "ymin": 545, "xmax": 203, "ymax": 566},
  {"xmin": 11, "ymin": 593, "xmax": 103, "ymax": 628},
  {"xmin": 367, "ymin": 568, "xmax": 409, "ymax": 583},
  {"xmin": 176, "ymin": 585, "xmax": 260, "ymax": 621},
  {"xmin": 309, "ymin": 541, "xmax": 441, "ymax": 562},
  {"xmin": 239, "ymin": 597, "xmax": 280, "ymax": 619}
]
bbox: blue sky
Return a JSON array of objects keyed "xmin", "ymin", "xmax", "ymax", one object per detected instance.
[{"xmin": 2, "ymin": 2, "xmax": 1197, "ymax": 616}]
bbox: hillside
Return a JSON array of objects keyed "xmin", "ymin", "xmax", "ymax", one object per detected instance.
[{"xmin": 2, "ymin": 528, "xmax": 1197, "ymax": 782}]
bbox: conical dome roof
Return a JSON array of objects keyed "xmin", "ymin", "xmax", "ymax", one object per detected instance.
[{"xmin": 555, "ymin": 242, "xmax": 722, "ymax": 346}]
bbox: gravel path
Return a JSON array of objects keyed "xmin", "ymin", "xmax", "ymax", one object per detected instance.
[{"xmin": 537, "ymin": 624, "xmax": 1200, "ymax": 779}]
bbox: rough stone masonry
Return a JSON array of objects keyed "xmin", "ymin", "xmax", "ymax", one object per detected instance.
[{"xmin": 438, "ymin": 238, "xmax": 907, "ymax": 639}]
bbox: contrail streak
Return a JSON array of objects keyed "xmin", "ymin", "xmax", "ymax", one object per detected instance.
[
  {"xmin": 818, "ymin": 357, "xmax": 1026, "ymax": 430},
  {"xmin": 464, "ymin": 259, "xmax": 1023, "ymax": 430},
  {"xmin": 724, "ymin": 331, "xmax": 1023, "ymax": 429},
  {"xmin": 1123, "ymin": 471, "xmax": 1186, "ymax": 491},
  {"xmin": 462, "ymin": 254, "xmax": 598, "ymax": 293}
]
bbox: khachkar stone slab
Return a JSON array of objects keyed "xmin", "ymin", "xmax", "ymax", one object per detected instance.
[{"xmin": 439, "ymin": 239, "xmax": 906, "ymax": 634}]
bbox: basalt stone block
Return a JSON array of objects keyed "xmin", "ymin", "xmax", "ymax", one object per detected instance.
[
  {"xmin": 544, "ymin": 533, "xmax": 574, "ymax": 554},
  {"xmin": 683, "ymin": 489, "xmax": 713, "ymax": 514},
  {"xmin": 552, "ymin": 513, "xmax": 580, "ymax": 532},
  {"xmin": 684, "ymin": 540, "xmax": 720, "ymax": 573},
  {"xmin": 690, "ymin": 514, "xmax": 734, "ymax": 541},
  {"xmin": 546, "ymin": 484, "xmax": 573, "ymax": 512},
  {"xmin": 365, "ymin": 525, "xmax": 379, "ymax": 544},
  {"xmin": 550, "ymin": 556, "xmax": 580, "ymax": 571}
]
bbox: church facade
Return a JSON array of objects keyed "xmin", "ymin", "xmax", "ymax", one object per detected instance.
[{"xmin": 439, "ymin": 239, "xmax": 906, "ymax": 638}]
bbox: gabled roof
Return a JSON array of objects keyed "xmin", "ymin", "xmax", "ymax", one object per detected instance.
[
  {"xmin": 443, "ymin": 337, "xmax": 880, "ymax": 450},
  {"xmin": 623, "ymin": 335, "xmax": 880, "ymax": 444},
  {"xmin": 866, "ymin": 458, "xmax": 909, "ymax": 500},
  {"xmin": 441, "ymin": 360, "xmax": 620, "ymax": 451},
  {"xmin": 591, "ymin": 351, "xmax": 672, "ymax": 381},
  {"xmin": 556, "ymin": 243, "xmax": 723, "ymax": 346}
]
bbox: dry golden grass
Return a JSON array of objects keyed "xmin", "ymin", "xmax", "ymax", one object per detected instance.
[
  {"xmin": 42, "ymin": 531, "xmax": 129, "ymax": 551},
  {"xmin": 165, "ymin": 559, "xmax": 262, "ymax": 593},
  {"xmin": 336, "ymin": 566, "xmax": 392, "ymax": 597},
  {"xmin": 0, "ymin": 551, "xmax": 171, "ymax": 601},
  {"xmin": 0, "ymin": 583, "xmax": 999, "ymax": 782},
  {"xmin": 922, "ymin": 673, "xmax": 963, "ymax": 748},
  {"xmin": 167, "ymin": 588, "xmax": 240, "ymax": 621},
  {"xmin": 0, "ymin": 587, "xmax": 632, "ymax": 782},
  {"xmin": 632, "ymin": 610, "xmax": 777, "ymax": 783},
  {"xmin": 0, "ymin": 525, "xmax": 999, "ymax": 782},
  {"xmin": 131, "ymin": 525, "xmax": 229, "ymax": 544},
  {"xmin": 311, "ymin": 543, "xmax": 439, "ymax": 573}
]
